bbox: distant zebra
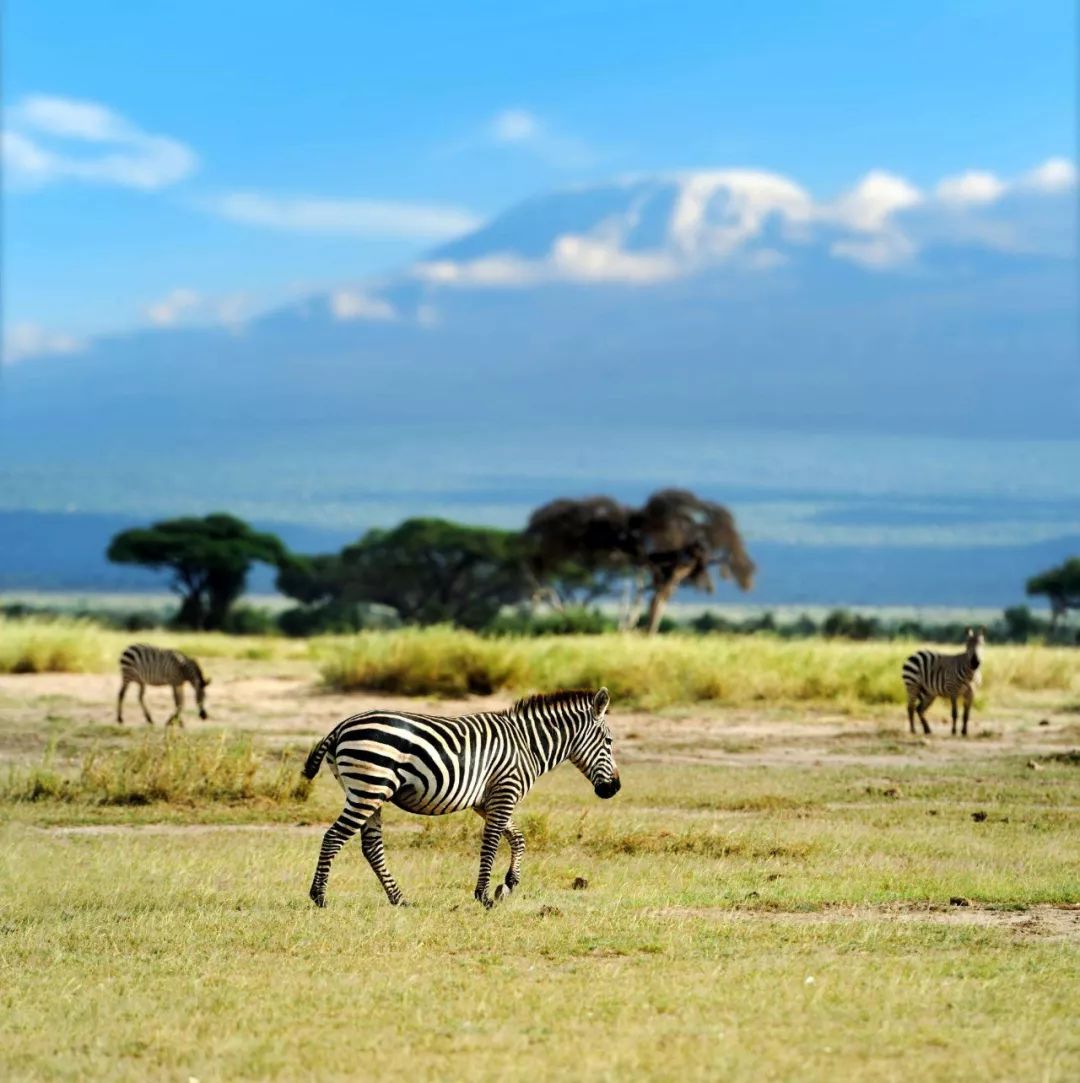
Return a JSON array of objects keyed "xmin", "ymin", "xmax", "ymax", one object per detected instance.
[
  {"xmin": 303, "ymin": 687, "xmax": 620, "ymax": 909},
  {"xmin": 902, "ymin": 628, "xmax": 985, "ymax": 736},
  {"xmin": 117, "ymin": 644, "xmax": 211, "ymax": 726}
]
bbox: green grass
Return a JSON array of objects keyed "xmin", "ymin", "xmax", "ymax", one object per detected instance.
[{"xmin": 2, "ymin": 753, "xmax": 1078, "ymax": 1082}]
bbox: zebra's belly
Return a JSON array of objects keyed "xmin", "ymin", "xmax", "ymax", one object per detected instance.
[{"xmin": 392, "ymin": 775, "xmax": 488, "ymax": 816}]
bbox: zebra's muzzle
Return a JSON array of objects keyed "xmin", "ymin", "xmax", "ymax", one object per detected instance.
[
  {"xmin": 199, "ymin": 708, "xmax": 208, "ymax": 720},
  {"xmin": 594, "ymin": 778, "xmax": 621, "ymax": 799}
]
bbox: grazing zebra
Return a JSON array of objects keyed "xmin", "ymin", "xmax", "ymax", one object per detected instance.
[
  {"xmin": 902, "ymin": 628, "xmax": 985, "ymax": 736},
  {"xmin": 117, "ymin": 644, "xmax": 211, "ymax": 726},
  {"xmin": 303, "ymin": 687, "xmax": 620, "ymax": 909}
]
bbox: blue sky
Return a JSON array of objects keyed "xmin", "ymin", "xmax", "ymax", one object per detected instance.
[{"xmin": 3, "ymin": 0, "xmax": 1076, "ymax": 352}]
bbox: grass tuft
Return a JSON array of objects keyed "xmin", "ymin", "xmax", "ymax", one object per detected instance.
[{"xmin": 1, "ymin": 732, "xmax": 312, "ymax": 807}]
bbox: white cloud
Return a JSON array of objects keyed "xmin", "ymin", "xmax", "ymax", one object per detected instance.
[
  {"xmin": 329, "ymin": 289, "xmax": 397, "ymax": 321},
  {"xmin": 146, "ymin": 288, "xmax": 201, "ymax": 327},
  {"xmin": 491, "ymin": 109, "xmax": 541, "ymax": 144},
  {"xmin": 935, "ymin": 170, "xmax": 1007, "ymax": 206},
  {"xmin": 3, "ymin": 323, "xmax": 84, "ymax": 364},
  {"xmin": 829, "ymin": 171, "xmax": 923, "ymax": 232},
  {"xmin": 3, "ymin": 94, "xmax": 197, "ymax": 190},
  {"xmin": 416, "ymin": 254, "xmax": 542, "ymax": 287},
  {"xmin": 416, "ymin": 303, "xmax": 441, "ymax": 327},
  {"xmin": 551, "ymin": 234, "xmax": 680, "ymax": 283},
  {"xmin": 1020, "ymin": 156, "xmax": 1077, "ymax": 193},
  {"xmin": 210, "ymin": 192, "xmax": 479, "ymax": 240},
  {"xmin": 479, "ymin": 107, "xmax": 593, "ymax": 168}
]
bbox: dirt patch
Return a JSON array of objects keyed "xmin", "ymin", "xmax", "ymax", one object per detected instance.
[
  {"xmin": 2, "ymin": 667, "xmax": 1078, "ymax": 771},
  {"xmin": 646, "ymin": 903, "xmax": 1080, "ymax": 941}
]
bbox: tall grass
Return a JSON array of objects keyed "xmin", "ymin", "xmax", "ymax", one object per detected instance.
[
  {"xmin": 317, "ymin": 627, "xmax": 1080, "ymax": 710},
  {"xmin": 0, "ymin": 615, "xmax": 307, "ymax": 673},
  {"xmin": 1, "ymin": 732, "xmax": 311, "ymax": 806},
  {"xmin": 0, "ymin": 616, "xmax": 109, "ymax": 673}
]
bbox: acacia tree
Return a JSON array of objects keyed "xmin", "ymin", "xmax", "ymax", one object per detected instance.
[
  {"xmin": 107, "ymin": 514, "xmax": 288, "ymax": 629},
  {"xmin": 525, "ymin": 488, "xmax": 755, "ymax": 634},
  {"xmin": 1027, "ymin": 558, "xmax": 1080, "ymax": 628},
  {"xmin": 278, "ymin": 518, "xmax": 531, "ymax": 629}
]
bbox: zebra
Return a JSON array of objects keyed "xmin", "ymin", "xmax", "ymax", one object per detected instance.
[
  {"xmin": 303, "ymin": 687, "xmax": 620, "ymax": 910},
  {"xmin": 117, "ymin": 644, "xmax": 211, "ymax": 726},
  {"xmin": 901, "ymin": 627, "xmax": 985, "ymax": 736}
]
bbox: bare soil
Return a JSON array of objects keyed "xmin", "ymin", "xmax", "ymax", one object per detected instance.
[{"xmin": 2, "ymin": 661, "xmax": 1076, "ymax": 769}]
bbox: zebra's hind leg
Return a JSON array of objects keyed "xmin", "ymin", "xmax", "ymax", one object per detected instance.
[
  {"xmin": 137, "ymin": 683, "xmax": 154, "ymax": 725},
  {"xmin": 309, "ymin": 800, "xmax": 375, "ymax": 908},
  {"xmin": 906, "ymin": 695, "xmax": 917, "ymax": 734},
  {"xmin": 473, "ymin": 809, "xmax": 525, "ymax": 901},
  {"xmin": 359, "ymin": 809, "xmax": 407, "ymax": 906},
  {"xmin": 916, "ymin": 695, "xmax": 933, "ymax": 736}
]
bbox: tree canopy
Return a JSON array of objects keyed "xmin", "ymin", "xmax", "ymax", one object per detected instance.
[
  {"xmin": 526, "ymin": 488, "xmax": 755, "ymax": 633},
  {"xmin": 107, "ymin": 514, "xmax": 288, "ymax": 629},
  {"xmin": 1026, "ymin": 557, "xmax": 1080, "ymax": 625},
  {"xmin": 277, "ymin": 518, "xmax": 531, "ymax": 629}
]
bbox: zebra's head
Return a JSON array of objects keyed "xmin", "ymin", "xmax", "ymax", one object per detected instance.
[
  {"xmin": 965, "ymin": 627, "xmax": 985, "ymax": 666},
  {"xmin": 569, "ymin": 687, "xmax": 621, "ymax": 799}
]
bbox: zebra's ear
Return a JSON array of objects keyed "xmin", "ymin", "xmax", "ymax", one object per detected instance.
[
  {"xmin": 593, "ymin": 687, "xmax": 610, "ymax": 718},
  {"xmin": 203, "ymin": 677, "xmax": 212, "ymax": 686}
]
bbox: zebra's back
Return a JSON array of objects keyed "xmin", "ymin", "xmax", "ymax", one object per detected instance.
[
  {"xmin": 902, "ymin": 648, "xmax": 979, "ymax": 698},
  {"xmin": 325, "ymin": 708, "xmax": 518, "ymax": 816},
  {"xmin": 119, "ymin": 643, "xmax": 193, "ymax": 686}
]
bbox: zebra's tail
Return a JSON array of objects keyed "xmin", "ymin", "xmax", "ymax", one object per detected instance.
[{"xmin": 303, "ymin": 730, "xmax": 336, "ymax": 780}]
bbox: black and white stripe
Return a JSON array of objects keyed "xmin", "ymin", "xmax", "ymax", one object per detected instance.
[
  {"xmin": 117, "ymin": 643, "xmax": 210, "ymax": 726},
  {"xmin": 902, "ymin": 628, "xmax": 984, "ymax": 736},
  {"xmin": 303, "ymin": 687, "xmax": 620, "ymax": 909}
]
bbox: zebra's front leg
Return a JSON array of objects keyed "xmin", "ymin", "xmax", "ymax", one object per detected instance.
[
  {"xmin": 309, "ymin": 800, "xmax": 372, "ymax": 908},
  {"xmin": 473, "ymin": 809, "xmax": 526, "ymax": 901},
  {"xmin": 962, "ymin": 690, "xmax": 973, "ymax": 737},
  {"xmin": 950, "ymin": 697, "xmax": 958, "ymax": 736},
  {"xmin": 359, "ymin": 809, "xmax": 407, "ymax": 907},
  {"xmin": 167, "ymin": 684, "xmax": 184, "ymax": 727},
  {"xmin": 117, "ymin": 680, "xmax": 129, "ymax": 724},
  {"xmin": 473, "ymin": 790, "xmax": 518, "ymax": 909}
]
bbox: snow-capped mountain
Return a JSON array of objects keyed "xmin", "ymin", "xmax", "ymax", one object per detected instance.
[{"xmin": 3, "ymin": 164, "xmax": 1077, "ymax": 472}]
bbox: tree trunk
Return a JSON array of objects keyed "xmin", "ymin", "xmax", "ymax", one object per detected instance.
[
  {"xmin": 644, "ymin": 565, "xmax": 695, "ymax": 635},
  {"xmin": 619, "ymin": 572, "xmax": 646, "ymax": 631}
]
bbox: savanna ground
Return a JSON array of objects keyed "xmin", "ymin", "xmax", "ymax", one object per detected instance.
[{"xmin": 1, "ymin": 622, "xmax": 1078, "ymax": 1081}]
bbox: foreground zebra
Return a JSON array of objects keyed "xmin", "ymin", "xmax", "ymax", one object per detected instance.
[
  {"xmin": 902, "ymin": 628, "xmax": 985, "ymax": 736},
  {"xmin": 303, "ymin": 687, "xmax": 620, "ymax": 909},
  {"xmin": 117, "ymin": 644, "xmax": 211, "ymax": 726}
]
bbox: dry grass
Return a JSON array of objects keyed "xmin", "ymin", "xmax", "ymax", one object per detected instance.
[
  {"xmin": 1, "ymin": 731, "xmax": 312, "ymax": 807},
  {"xmin": 316, "ymin": 627, "xmax": 1079, "ymax": 711},
  {"xmin": 4, "ymin": 617, "xmax": 1074, "ymax": 713}
]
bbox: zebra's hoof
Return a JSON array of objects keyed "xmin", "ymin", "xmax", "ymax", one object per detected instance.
[
  {"xmin": 309, "ymin": 889, "xmax": 326, "ymax": 908},
  {"xmin": 391, "ymin": 897, "xmax": 410, "ymax": 908},
  {"xmin": 494, "ymin": 884, "xmax": 510, "ymax": 902}
]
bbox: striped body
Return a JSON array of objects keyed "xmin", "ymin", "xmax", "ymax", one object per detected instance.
[
  {"xmin": 304, "ymin": 688, "xmax": 620, "ymax": 909},
  {"xmin": 902, "ymin": 629, "xmax": 984, "ymax": 736},
  {"xmin": 117, "ymin": 643, "xmax": 210, "ymax": 726}
]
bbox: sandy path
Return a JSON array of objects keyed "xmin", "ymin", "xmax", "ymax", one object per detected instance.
[{"xmin": 1, "ymin": 664, "xmax": 1077, "ymax": 769}]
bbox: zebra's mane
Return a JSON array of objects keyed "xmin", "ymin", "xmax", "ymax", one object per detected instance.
[{"xmin": 509, "ymin": 689, "xmax": 596, "ymax": 717}]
